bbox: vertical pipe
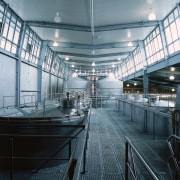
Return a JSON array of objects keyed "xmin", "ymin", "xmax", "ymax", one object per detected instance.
[
  {"xmin": 125, "ymin": 141, "xmax": 129, "ymax": 180},
  {"xmin": 10, "ymin": 137, "xmax": 14, "ymax": 180}
]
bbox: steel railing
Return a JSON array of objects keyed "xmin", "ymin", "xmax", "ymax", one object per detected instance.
[
  {"xmin": 167, "ymin": 134, "xmax": 180, "ymax": 179},
  {"xmin": 125, "ymin": 136, "xmax": 160, "ymax": 180},
  {"xmin": 0, "ymin": 123, "xmax": 86, "ymax": 180}
]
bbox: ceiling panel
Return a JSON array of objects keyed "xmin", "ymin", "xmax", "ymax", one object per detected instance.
[{"xmin": 3, "ymin": 0, "xmax": 180, "ymax": 85}]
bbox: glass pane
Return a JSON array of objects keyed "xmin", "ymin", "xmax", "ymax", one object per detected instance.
[
  {"xmin": 11, "ymin": 45, "xmax": 17, "ymax": 54},
  {"xmin": 165, "ymin": 27, "xmax": 172, "ymax": 44},
  {"xmin": 163, "ymin": 19, "xmax": 169, "ymax": 28},
  {"xmin": 13, "ymin": 31, "xmax": 19, "ymax": 44},
  {"xmin": 3, "ymin": 23, "xmax": 8, "ymax": 37},
  {"xmin": 21, "ymin": 50, "xmax": 25, "ymax": 59},
  {"xmin": 5, "ymin": 41, "xmax": 11, "ymax": 52},
  {"xmin": 0, "ymin": 38, "xmax": 5, "ymax": 49},
  {"xmin": 168, "ymin": 44, "xmax": 174, "ymax": 54},
  {"xmin": 7, "ymin": 27, "xmax": 14, "ymax": 41},
  {"xmin": 170, "ymin": 22, "xmax": 178, "ymax": 41},
  {"xmin": 175, "ymin": 18, "xmax": 180, "ymax": 37},
  {"xmin": 174, "ymin": 40, "xmax": 180, "ymax": 52}
]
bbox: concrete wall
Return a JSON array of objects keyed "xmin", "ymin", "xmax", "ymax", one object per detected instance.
[{"xmin": 118, "ymin": 99, "xmax": 173, "ymax": 138}]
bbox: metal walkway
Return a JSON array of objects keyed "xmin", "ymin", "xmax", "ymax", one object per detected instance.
[
  {"xmin": 0, "ymin": 108, "xmax": 171, "ymax": 179},
  {"xmin": 80, "ymin": 108, "xmax": 171, "ymax": 180}
]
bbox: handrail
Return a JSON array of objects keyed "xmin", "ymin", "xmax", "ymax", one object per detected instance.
[
  {"xmin": 73, "ymin": 100, "xmax": 92, "ymax": 179},
  {"xmin": 0, "ymin": 120, "xmax": 87, "ymax": 180},
  {"xmin": 167, "ymin": 134, "xmax": 180, "ymax": 179},
  {"xmin": 125, "ymin": 136, "xmax": 159, "ymax": 180}
]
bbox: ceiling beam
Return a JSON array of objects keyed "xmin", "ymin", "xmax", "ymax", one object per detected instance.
[
  {"xmin": 57, "ymin": 51, "xmax": 130, "ymax": 58},
  {"xmin": 48, "ymin": 40, "xmax": 141, "ymax": 49},
  {"xmin": 26, "ymin": 20, "xmax": 159, "ymax": 32}
]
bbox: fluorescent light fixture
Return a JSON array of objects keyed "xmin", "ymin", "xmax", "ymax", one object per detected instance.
[
  {"xmin": 170, "ymin": 67, "xmax": 175, "ymax": 71},
  {"xmin": 92, "ymin": 62, "xmax": 95, "ymax": 66},
  {"xmin": 169, "ymin": 75, "xmax": 175, "ymax": 80},
  {"xmin": 54, "ymin": 12, "xmax": 61, "ymax": 23},
  {"xmin": 148, "ymin": 11, "xmax": 156, "ymax": 21},
  {"xmin": 128, "ymin": 41, "xmax": 133, "ymax": 47},
  {"xmin": 53, "ymin": 41, "xmax": 58, "ymax": 46}
]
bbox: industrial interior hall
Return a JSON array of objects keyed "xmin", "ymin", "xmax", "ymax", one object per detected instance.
[{"xmin": 0, "ymin": 0, "xmax": 180, "ymax": 179}]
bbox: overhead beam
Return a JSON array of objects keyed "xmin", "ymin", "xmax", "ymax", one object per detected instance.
[
  {"xmin": 48, "ymin": 40, "xmax": 141, "ymax": 49},
  {"xmin": 26, "ymin": 20, "xmax": 159, "ymax": 32},
  {"xmin": 57, "ymin": 51, "xmax": 130, "ymax": 58},
  {"xmin": 65, "ymin": 59, "xmax": 122, "ymax": 64}
]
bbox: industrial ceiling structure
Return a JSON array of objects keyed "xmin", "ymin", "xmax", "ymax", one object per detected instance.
[{"xmin": 3, "ymin": 0, "xmax": 180, "ymax": 90}]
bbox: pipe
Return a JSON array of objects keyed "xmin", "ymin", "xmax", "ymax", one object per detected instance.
[{"xmin": 90, "ymin": 0, "xmax": 94, "ymax": 40}]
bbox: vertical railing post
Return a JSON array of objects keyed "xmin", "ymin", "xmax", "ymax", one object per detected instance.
[
  {"xmin": 125, "ymin": 141, "xmax": 129, "ymax": 180},
  {"xmin": 69, "ymin": 141, "xmax": 72, "ymax": 159},
  {"xmin": 10, "ymin": 137, "xmax": 14, "ymax": 180}
]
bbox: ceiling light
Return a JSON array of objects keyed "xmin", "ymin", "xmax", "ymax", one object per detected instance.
[
  {"xmin": 148, "ymin": 10, "xmax": 156, "ymax": 21},
  {"xmin": 128, "ymin": 41, "xmax": 133, "ymax": 47},
  {"xmin": 127, "ymin": 84, "xmax": 130, "ymax": 87},
  {"xmin": 92, "ymin": 62, "xmax": 95, "ymax": 66},
  {"xmin": 117, "ymin": 57, "xmax": 121, "ymax": 61},
  {"xmin": 65, "ymin": 57, "xmax": 69, "ymax": 60},
  {"xmin": 112, "ymin": 64, "xmax": 115, "ymax": 68},
  {"xmin": 171, "ymin": 88, "xmax": 175, "ymax": 92},
  {"xmin": 71, "ymin": 64, "xmax": 74, "ymax": 68},
  {"xmin": 170, "ymin": 67, "xmax": 175, "ymax": 71},
  {"xmin": 92, "ymin": 68, "xmax": 95, "ymax": 73},
  {"xmin": 134, "ymin": 82, "xmax": 137, "ymax": 86},
  {"xmin": 169, "ymin": 75, "xmax": 175, "ymax": 80},
  {"xmin": 54, "ymin": 12, "xmax": 61, "ymax": 23},
  {"xmin": 53, "ymin": 41, "xmax": 58, "ymax": 46}
]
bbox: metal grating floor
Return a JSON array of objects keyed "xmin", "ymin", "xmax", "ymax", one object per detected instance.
[{"xmin": 80, "ymin": 108, "xmax": 171, "ymax": 180}]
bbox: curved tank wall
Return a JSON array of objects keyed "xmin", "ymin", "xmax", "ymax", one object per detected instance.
[
  {"xmin": 96, "ymin": 77, "xmax": 123, "ymax": 96},
  {"xmin": 65, "ymin": 77, "xmax": 88, "ymax": 92}
]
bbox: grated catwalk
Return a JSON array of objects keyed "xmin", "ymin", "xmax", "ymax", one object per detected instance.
[{"xmin": 80, "ymin": 108, "xmax": 170, "ymax": 180}]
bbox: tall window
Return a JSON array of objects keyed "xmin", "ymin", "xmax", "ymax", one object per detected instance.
[
  {"xmin": 42, "ymin": 47, "xmax": 53, "ymax": 71},
  {"xmin": 121, "ymin": 61, "xmax": 128, "ymax": 78},
  {"xmin": 126, "ymin": 56, "xmax": 135, "ymax": 75},
  {"xmin": 133, "ymin": 47, "xmax": 144, "ymax": 71},
  {"xmin": 144, "ymin": 26, "xmax": 165, "ymax": 65},
  {"xmin": 0, "ymin": 4, "xmax": 22, "ymax": 55},
  {"xmin": 51, "ymin": 56, "xmax": 60, "ymax": 75},
  {"xmin": 21, "ymin": 27, "xmax": 41, "ymax": 64},
  {"xmin": 163, "ymin": 7, "xmax": 180, "ymax": 55}
]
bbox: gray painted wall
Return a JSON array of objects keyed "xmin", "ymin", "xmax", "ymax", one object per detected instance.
[
  {"xmin": 21, "ymin": 63, "xmax": 38, "ymax": 104},
  {"xmin": 0, "ymin": 53, "xmax": 64, "ymax": 107},
  {"xmin": 0, "ymin": 54, "xmax": 16, "ymax": 107}
]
